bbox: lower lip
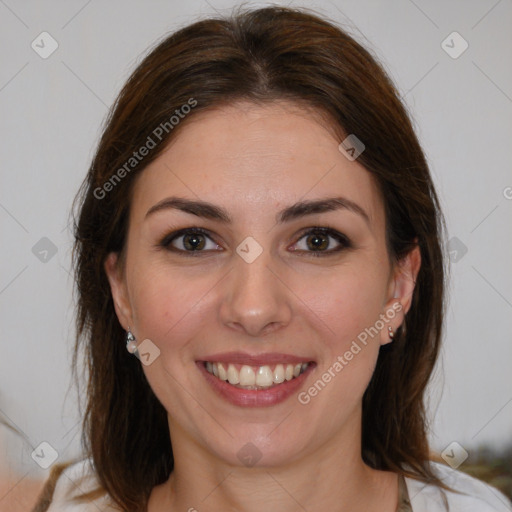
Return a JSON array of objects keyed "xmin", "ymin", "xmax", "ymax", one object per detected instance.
[{"xmin": 197, "ymin": 361, "xmax": 315, "ymax": 407}]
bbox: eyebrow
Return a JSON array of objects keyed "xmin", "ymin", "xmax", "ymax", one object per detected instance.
[{"xmin": 145, "ymin": 196, "xmax": 370, "ymax": 226}]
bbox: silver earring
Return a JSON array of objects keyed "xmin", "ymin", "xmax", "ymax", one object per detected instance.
[
  {"xmin": 126, "ymin": 328, "xmax": 138, "ymax": 354},
  {"xmin": 388, "ymin": 326, "xmax": 394, "ymax": 340}
]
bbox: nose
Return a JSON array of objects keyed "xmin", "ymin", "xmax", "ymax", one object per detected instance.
[{"xmin": 219, "ymin": 250, "xmax": 292, "ymax": 337}]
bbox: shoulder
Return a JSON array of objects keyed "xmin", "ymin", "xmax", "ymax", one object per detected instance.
[
  {"xmin": 404, "ymin": 461, "xmax": 512, "ymax": 512},
  {"xmin": 44, "ymin": 458, "xmax": 117, "ymax": 512}
]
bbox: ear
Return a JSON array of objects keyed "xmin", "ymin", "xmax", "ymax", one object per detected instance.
[
  {"xmin": 380, "ymin": 244, "xmax": 421, "ymax": 345},
  {"xmin": 104, "ymin": 252, "xmax": 133, "ymax": 331},
  {"xmin": 390, "ymin": 244, "xmax": 421, "ymax": 314}
]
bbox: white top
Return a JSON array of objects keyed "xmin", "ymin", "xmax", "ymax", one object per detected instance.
[{"xmin": 46, "ymin": 458, "xmax": 512, "ymax": 511}]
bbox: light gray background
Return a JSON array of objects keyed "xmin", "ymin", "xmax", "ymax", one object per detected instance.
[{"xmin": 1, "ymin": 0, "xmax": 511, "ymax": 483}]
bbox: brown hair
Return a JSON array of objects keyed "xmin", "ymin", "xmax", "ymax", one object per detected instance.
[{"xmin": 35, "ymin": 6, "xmax": 447, "ymax": 511}]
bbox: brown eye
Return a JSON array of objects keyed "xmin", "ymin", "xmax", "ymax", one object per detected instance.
[
  {"xmin": 292, "ymin": 228, "xmax": 351, "ymax": 256},
  {"xmin": 305, "ymin": 232, "xmax": 329, "ymax": 251},
  {"xmin": 181, "ymin": 233, "xmax": 206, "ymax": 251},
  {"xmin": 160, "ymin": 228, "xmax": 222, "ymax": 254}
]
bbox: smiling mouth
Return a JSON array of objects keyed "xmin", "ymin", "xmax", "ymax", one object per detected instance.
[{"xmin": 203, "ymin": 361, "xmax": 312, "ymax": 390}]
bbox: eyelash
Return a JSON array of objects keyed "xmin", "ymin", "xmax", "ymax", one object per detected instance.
[{"xmin": 158, "ymin": 226, "xmax": 352, "ymax": 258}]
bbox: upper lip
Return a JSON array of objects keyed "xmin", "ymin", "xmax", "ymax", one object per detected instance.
[{"xmin": 200, "ymin": 352, "xmax": 315, "ymax": 366}]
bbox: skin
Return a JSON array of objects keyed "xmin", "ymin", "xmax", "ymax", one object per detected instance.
[{"xmin": 105, "ymin": 101, "xmax": 421, "ymax": 512}]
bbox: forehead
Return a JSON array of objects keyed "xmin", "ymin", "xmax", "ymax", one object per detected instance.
[{"xmin": 130, "ymin": 101, "xmax": 384, "ymax": 230}]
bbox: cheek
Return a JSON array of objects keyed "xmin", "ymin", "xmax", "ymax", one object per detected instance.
[
  {"xmin": 127, "ymin": 265, "xmax": 212, "ymax": 412},
  {"xmin": 293, "ymin": 263, "xmax": 388, "ymax": 405},
  {"xmin": 296, "ymin": 264, "xmax": 388, "ymax": 348},
  {"xmin": 128, "ymin": 262, "xmax": 217, "ymax": 349}
]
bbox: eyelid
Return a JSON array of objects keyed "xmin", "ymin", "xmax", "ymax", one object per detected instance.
[
  {"xmin": 290, "ymin": 226, "xmax": 351, "ymax": 256},
  {"xmin": 159, "ymin": 227, "xmax": 222, "ymax": 253}
]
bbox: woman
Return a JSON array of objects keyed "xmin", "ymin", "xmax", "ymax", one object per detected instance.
[{"xmin": 33, "ymin": 6, "xmax": 512, "ymax": 512}]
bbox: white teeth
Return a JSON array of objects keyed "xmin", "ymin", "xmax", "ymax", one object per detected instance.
[
  {"xmin": 256, "ymin": 365, "xmax": 273, "ymax": 387},
  {"xmin": 217, "ymin": 363, "xmax": 227, "ymax": 381},
  {"xmin": 239, "ymin": 365, "xmax": 256, "ymax": 386},
  {"xmin": 227, "ymin": 363, "xmax": 240, "ymax": 384},
  {"xmin": 206, "ymin": 361, "xmax": 310, "ymax": 388},
  {"xmin": 273, "ymin": 364, "xmax": 285, "ymax": 384}
]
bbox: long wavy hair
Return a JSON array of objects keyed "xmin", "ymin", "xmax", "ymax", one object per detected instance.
[{"xmin": 34, "ymin": 6, "xmax": 447, "ymax": 511}]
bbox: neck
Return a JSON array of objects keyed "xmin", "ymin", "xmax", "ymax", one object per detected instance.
[{"xmin": 148, "ymin": 412, "xmax": 398, "ymax": 512}]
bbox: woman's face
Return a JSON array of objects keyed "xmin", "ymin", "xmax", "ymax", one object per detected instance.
[{"xmin": 106, "ymin": 101, "xmax": 418, "ymax": 468}]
